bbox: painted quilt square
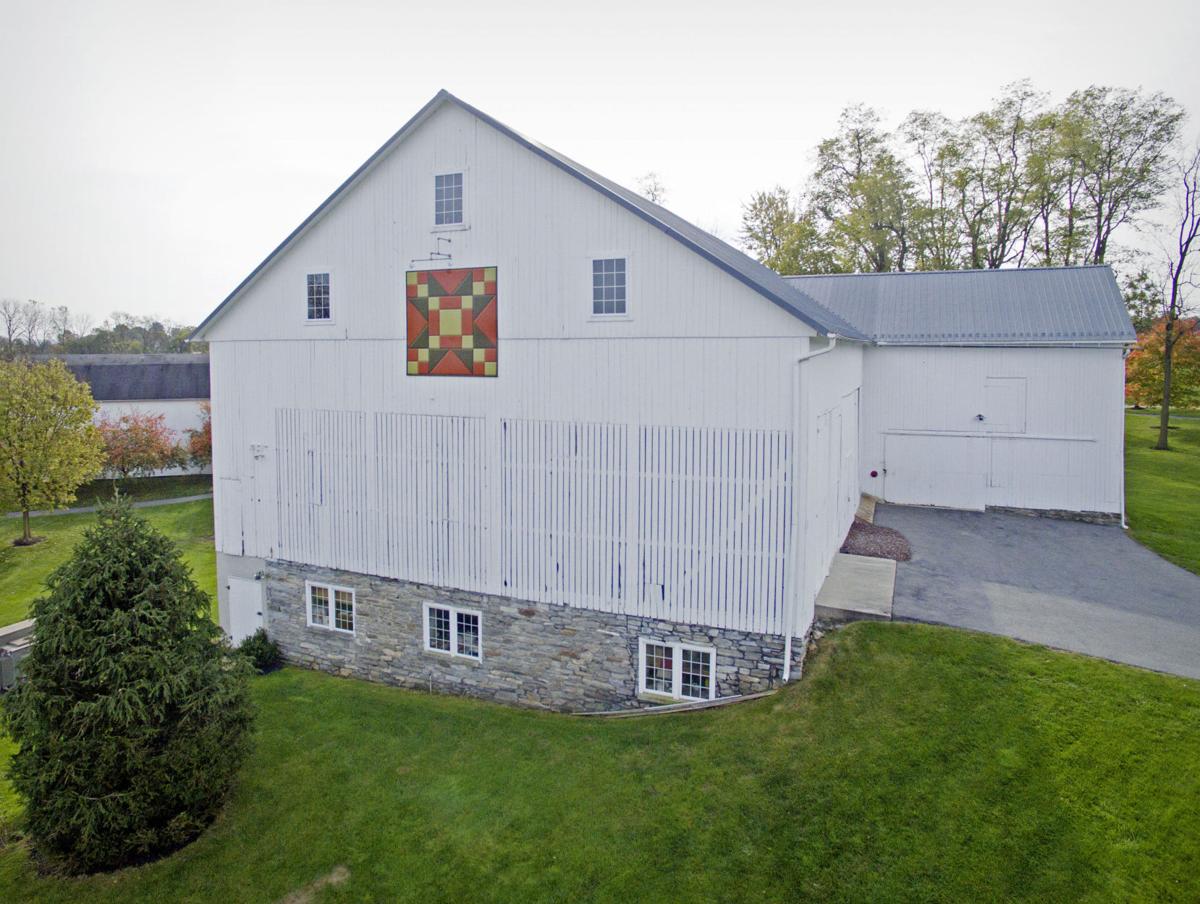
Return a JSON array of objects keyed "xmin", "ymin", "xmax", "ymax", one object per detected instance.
[{"xmin": 406, "ymin": 267, "xmax": 497, "ymax": 377}]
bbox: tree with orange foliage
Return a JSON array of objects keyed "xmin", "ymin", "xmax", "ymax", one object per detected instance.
[
  {"xmin": 1126, "ymin": 317, "xmax": 1200, "ymax": 409},
  {"xmin": 97, "ymin": 412, "xmax": 185, "ymax": 479},
  {"xmin": 186, "ymin": 403, "xmax": 212, "ymax": 469}
]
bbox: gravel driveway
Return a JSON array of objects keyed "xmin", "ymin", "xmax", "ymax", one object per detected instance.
[{"xmin": 875, "ymin": 504, "xmax": 1200, "ymax": 681}]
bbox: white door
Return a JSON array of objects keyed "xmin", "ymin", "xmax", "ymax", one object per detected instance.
[
  {"xmin": 883, "ymin": 433, "xmax": 988, "ymax": 511},
  {"xmin": 982, "ymin": 377, "xmax": 1027, "ymax": 433},
  {"xmin": 228, "ymin": 577, "xmax": 264, "ymax": 645}
]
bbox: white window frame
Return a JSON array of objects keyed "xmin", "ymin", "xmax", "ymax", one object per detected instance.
[
  {"xmin": 637, "ymin": 638, "xmax": 716, "ymax": 701},
  {"xmin": 587, "ymin": 252, "xmax": 632, "ymax": 321},
  {"xmin": 303, "ymin": 270, "xmax": 335, "ymax": 325},
  {"xmin": 305, "ymin": 580, "xmax": 356, "ymax": 635},
  {"xmin": 432, "ymin": 169, "xmax": 469, "ymax": 232},
  {"xmin": 422, "ymin": 603, "xmax": 483, "ymax": 661}
]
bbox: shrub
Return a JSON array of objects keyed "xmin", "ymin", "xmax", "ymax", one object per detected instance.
[
  {"xmin": 0, "ymin": 498, "xmax": 253, "ymax": 874},
  {"xmin": 97, "ymin": 411, "xmax": 186, "ymax": 479},
  {"xmin": 186, "ymin": 402, "xmax": 212, "ymax": 469},
  {"xmin": 238, "ymin": 628, "xmax": 282, "ymax": 674}
]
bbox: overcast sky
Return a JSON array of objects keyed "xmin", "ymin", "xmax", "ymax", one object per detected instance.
[{"xmin": 1, "ymin": 0, "xmax": 1196, "ymax": 327}]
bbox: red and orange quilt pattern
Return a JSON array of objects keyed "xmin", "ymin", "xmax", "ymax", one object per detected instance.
[{"xmin": 406, "ymin": 267, "xmax": 498, "ymax": 377}]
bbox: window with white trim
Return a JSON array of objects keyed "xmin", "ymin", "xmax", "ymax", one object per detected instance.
[
  {"xmin": 423, "ymin": 603, "xmax": 481, "ymax": 660},
  {"xmin": 434, "ymin": 172, "xmax": 464, "ymax": 225},
  {"xmin": 591, "ymin": 257, "xmax": 626, "ymax": 316},
  {"xmin": 306, "ymin": 581, "xmax": 355, "ymax": 634},
  {"xmin": 306, "ymin": 272, "xmax": 331, "ymax": 320},
  {"xmin": 638, "ymin": 638, "xmax": 715, "ymax": 701}
]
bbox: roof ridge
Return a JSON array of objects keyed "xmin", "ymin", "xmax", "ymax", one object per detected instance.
[
  {"xmin": 784, "ymin": 264, "xmax": 1113, "ymax": 279},
  {"xmin": 193, "ymin": 90, "xmax": 867, "ymax": 341}
]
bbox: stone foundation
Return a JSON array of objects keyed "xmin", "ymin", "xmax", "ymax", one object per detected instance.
[
  {"xmin": 985, "ymin": 505, "xmax": 1121, "ymax": 525},
  {"xmin": 262, "ymin": 560, "xmax": 806, "ymax": 712}
]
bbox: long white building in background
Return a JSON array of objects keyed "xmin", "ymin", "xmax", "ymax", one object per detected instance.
[{"xmin": 192, "ymin": 91, "xmax": 1133, "ymax": 711}]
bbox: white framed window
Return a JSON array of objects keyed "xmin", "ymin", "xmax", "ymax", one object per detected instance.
[
  {"xmin": 637, "ymin": 638, "xmax": 715, "ymax": 701},
  {"xmin": 306, "ymin": 580, "xmax": 355, "ymax": 635},
  {"xmin": 423, "ymin": 603, "xmax": 482, "ymax": 661},
  {"xmin": 306, "ymin": 272, "xmax": 331, "ymax": 321},
  {"xmin": 591, "ymin": 257, "xmax": 627, "ymax": 316},
  {"xmin": 434, "ymin": 172, "xmax": 464, "ymax": 227}
]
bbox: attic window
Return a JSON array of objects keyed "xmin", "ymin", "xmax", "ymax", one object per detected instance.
[
  {"xmin": 435, "ymin": 173, "xmax": 464, "ymax": 226},
  {"xmin": 306, "ymin": 273, "xmax": 331, "ymax": 321},
  {"xmin": 592, "ymin": 258, "xmax": 627, "ymax": 316}
]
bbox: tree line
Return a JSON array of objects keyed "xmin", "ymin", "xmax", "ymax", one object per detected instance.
[
  {"xmin": 738, "ymin": 81, "xmax": 1198, "ymax": 448},
  {"xmin": 0, "ymin": 299, "xmax": 199, "ymax": 358},
  {"xmin": 740, "ymin": 82, "xmax": 1183, "ymax": 276}
]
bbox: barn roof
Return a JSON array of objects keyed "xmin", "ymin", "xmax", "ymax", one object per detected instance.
[
  {"xmin": 784, "ymin": 266, "xmax": 1136, "ymax": 345},
  {"xmin": 53, "ymin": 354, "xmax": 210, "ymax": 401},
  {"xmin": 192, "ymin": 90, "xmax": 866, "ymax": 342}
]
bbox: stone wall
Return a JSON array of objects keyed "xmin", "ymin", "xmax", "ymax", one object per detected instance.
[{"xmin": 262, "ymin": 560, "xmax": 806, "ymax": 712}]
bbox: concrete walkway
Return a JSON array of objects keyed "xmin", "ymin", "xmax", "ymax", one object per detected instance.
[
  {"xmin": 5, "ymin": 493, "xmax": 213, "ymax": 519},
  {"xmin": 876, "ymin": 504, "xmax": 1200, "ymax": 681}
]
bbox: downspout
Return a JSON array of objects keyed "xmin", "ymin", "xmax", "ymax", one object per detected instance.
[
  {"xmin": 783, "ymin": 336, "xmax": 838, "ymax": 682},
  {"xmin": 1120, "ymin": 345, "xmax": 1132, "ymax": 530}
]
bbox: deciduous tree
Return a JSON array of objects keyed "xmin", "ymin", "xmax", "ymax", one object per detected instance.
[
  {"xmin": 187, "ymin": 402, "xmax": 212, "ymax": 469},
  {"xmin": 1126, "ymin": 317, "xmax": 1200, "ymax": 409},
  {"xmin": 0, "ymin": 359, "xmax": 104, "ymax": 544},
  {"xmin": 98, "ymin": 411, "xmax": 185, "ymax": 478}
]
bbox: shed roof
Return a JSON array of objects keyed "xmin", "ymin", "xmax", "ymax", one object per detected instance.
[
  {"xmin": 784, "ymin": 266, "xmax": 1135, "ymax": 345},
  {"xmin": 192, "ymin": 90, "xmax": 865, "ymax": 341},
  {"xmin": 52, "ymin": 354, "xmax": 210, "ymax": 401}
]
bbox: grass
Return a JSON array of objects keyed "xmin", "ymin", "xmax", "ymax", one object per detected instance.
[
  {"xmin": 1125, "ymin": 411, "xmax": 1200, "ymax": 574},
  {"xmin": 0, "ymin": 500, "xmax": 216, "ymax": 627},
  {"xmin": 72, "ymin": 474, "xmax": 212, "ymax": 507},
  {"xmin": 0, "ymin": 622, "xmax": 1196, "ymax": 902}
]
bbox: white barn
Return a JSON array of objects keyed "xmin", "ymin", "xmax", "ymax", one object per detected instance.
[{"xmin": 193, "ymin": 91, "xmax": 1133, "ymax": 711}]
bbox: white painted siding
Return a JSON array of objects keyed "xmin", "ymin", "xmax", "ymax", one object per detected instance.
[
  {"xmin": 202, "ymin": 101, "xmax": 872, "ymax": 638},
  {"xmin": 796, "ymin": 345, "xmax": 863, "ymax": 631},
  {"xmin": 860, "ymin": 346, "xmax": 1124, "ymax": 514}
]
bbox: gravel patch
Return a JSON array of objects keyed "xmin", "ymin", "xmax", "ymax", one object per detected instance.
[{"xmin": 841, "ymin": 519, "xmax": 912, "ymax": 561}]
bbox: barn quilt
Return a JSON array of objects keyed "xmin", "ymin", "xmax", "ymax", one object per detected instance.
[{"xmin": 406, "ymin": 267, "xmax": 498, "ymax": 377}]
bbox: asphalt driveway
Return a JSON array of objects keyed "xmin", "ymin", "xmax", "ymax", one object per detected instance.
[{"xmin": 874, "ymin": 504, "xmax": 1200, "ymax": 681}]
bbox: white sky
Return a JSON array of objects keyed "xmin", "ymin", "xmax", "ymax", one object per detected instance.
[{"xmin": 1, "ymin": 0, "xmax": 1196, "ymax": 327}]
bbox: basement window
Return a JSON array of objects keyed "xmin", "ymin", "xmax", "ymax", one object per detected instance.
[
  {"xmin": 306, "ymin": 272, "xmax": 331, "ymax": 321},
  {"xmin": 638, "ymin": 638, "xmax": 715, "ymax": 701},
  {"xmin": 306, "ymin": 581, "xmax": 355, "ymax": 634},
  {"xmin": 423, "ymin": 603, "xmax": 482, "ymax": 660}
]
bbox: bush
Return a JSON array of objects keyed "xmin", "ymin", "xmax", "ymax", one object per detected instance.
[
  {"xmin": 0, "ymin": 498, "xmax": 253, "ymax": 874},
  {"xmin": 238, "ymin": 628, "xmax": 282, "ymax": 674},
  {"xmin": 97, "ymin": 411, "xmax": 186, "ymax": 479}
]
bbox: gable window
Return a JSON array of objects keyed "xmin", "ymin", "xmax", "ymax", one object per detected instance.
[
  {"xmin": 423, "ymin": 603, "xmax": 482, "ymax": 660},
  {"xmin": 306, "ymin": 272, "xmax": 331, "ymax": 321},
  {"xmin": 434, "ymin": 172, "xmax": 464, "ymax": 226},
  {"xmin": 637, "ymin": 638, "xmax": 714, "ymax": 701},
  {"xmin": 592, "ymin": 258, "xmax": 626, "ymax": 316},
  {"xmin": 307, "ymin": 581, "xmax": 355, "ymax": 634}
]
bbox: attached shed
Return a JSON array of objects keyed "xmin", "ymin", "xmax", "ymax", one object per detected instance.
[{"xmin": 787, "ymin": 267, "xmax": 1133, "ymax": 518}]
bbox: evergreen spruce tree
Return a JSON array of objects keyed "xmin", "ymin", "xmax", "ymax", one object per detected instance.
[{"xmin": 1, "ymin": 497, "xmax": 253, "ymax": 874}]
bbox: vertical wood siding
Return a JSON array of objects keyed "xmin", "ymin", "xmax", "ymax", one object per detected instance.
[{"xmin": 267, "ymin": 410, "xmax": 796, "ymax": 634}]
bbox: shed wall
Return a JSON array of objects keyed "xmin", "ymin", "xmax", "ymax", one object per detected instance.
[{"xmin": 859, "ymin": 346, "xmax": 1124, "ymax": 514}]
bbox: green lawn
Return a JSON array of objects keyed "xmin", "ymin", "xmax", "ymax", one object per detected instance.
[
  {"xmin": 73, "ymin": 474, "xmax": 212, "ymax": 507},
  {"xmin": 1125, "ymin": 411, "xmax": 1200, "ymax": 574},
  {"xmin": 1, "ymin": 623, "xmax": 1197, "ymax": 903},
  {"xmin": 0, "ymin": 500, "xmax": 216, "ymax": 627}
]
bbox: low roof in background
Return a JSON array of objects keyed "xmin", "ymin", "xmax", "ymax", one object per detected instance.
[
  {"xmin": 51, "ymin": 354, "xmax": 210, "ymax": 401},
  {"xmin": 785, "ymin": 265, "xmax": 1136, "ymax": 346}
]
